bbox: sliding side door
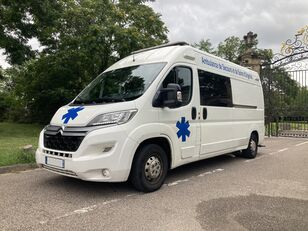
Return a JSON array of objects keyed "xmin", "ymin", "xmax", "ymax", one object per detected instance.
[{"xmin": 198, "ymin": 69, "xmax": 235, "ymax": 156}]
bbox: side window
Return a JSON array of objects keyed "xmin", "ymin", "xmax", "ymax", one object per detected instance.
[
  {"xmin": 162, "ymin": 66, "xmax": 192, "ymax": 106},
  {"xmin": 198, "ymin": 69, "xmax": 233, "ymax": 107}
]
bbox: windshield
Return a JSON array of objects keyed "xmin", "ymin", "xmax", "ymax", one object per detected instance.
[{"xmin": 72, "ymin": 63, "xmax": 166, "ymax": 105}]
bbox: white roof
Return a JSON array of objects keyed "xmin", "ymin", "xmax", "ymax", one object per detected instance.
[
  {"xmin": 106, "ymin": 44, "xmax": 259, "ymax": 83},
  {"xmin": 106, "ymin": 45, "xmax": 186, "ymax": 71}
]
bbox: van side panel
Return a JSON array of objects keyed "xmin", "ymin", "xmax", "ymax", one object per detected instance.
[
  {"xmin": 231, "ymin": 79, "xmax": 263, "ymax": 108},
  {"xmin": 231, "ymin": 78, "xmax": 264, "ymax": 147},
  {"xmin": 199, "ymin": 107, "xmax": 235, "ymax": 155}
]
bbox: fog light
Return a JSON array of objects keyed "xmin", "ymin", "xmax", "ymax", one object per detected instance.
[{"xmin": 102, "ymin": 169, "xmax": 110, "ymax": 177}]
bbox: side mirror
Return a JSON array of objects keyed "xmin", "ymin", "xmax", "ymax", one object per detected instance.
[{"xmin": 153, "ymin": 83, "xmax": 182, "ymax": 108}]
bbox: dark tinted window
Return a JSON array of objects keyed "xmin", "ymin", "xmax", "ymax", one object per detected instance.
[
  {"xmin": 198, "ymin": 70, "xmax": 232, "ymax": 107},
  {"xmin": 162, "ymin": 66, "xmax": 192, "ymax": 106}
]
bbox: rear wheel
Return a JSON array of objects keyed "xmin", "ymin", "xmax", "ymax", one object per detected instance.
[
  {"xmin": 242, "ymin": 133, "xmax": 258, "ymax": 159},
  {"xmin": 130, "ymin": 144, "xmax": 168, "ymax": 192}
]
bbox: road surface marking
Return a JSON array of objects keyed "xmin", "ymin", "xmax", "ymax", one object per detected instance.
[
  {"xmin": 295, "ymin": 141, "xmax": 308, "ymax": 146},
  {"xmin": 277, "ymin": 148, "xmax": 288, "ymax": 152},
  {"xmin": 167, "ymin": 168, "xmax": 225, "ymax": 186},
  {"xmin": 167, "ymin": 178, "xmax": 190, "ymax": 186},
  {"xmin": 198, "ymin": 171, "xmax": 213, "ymax": 177},
  {"xmin": 198, "ymin": 168, "xmax": 224, "ymax": 177},
  {"xmin": 246, "ymin": 147, "xmax": 289, "ymax": 160},
  {"xmin": 73, "ymin": 205, "xmax": 97, "ymax": 214},
  {"xmin": 102, "ymin": 199, "xmax": 120, "ymax": 205},
  {"xmin": 39, "ymin": 198, "xmax": 123, "ymax": 225},
  {"xmin": 39, "ymin": 204, "xmax": 98, "ymax": 224}
]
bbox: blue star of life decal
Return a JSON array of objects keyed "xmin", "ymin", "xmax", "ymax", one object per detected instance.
[
  {"xmin": 176, "ymin": 117, "xmax": 190, "ymax": 142},
  {"xmin": 62, "ymin": 106, "xmax": 84, "ymax": 124}
]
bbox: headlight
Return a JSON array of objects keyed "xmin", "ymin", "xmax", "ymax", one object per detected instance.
[{"xmin": 88, "ymin": 109, "xmax": 137, "ymax": 126}]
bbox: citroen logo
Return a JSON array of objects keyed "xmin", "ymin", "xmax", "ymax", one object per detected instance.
[{"xmin": 58, "ymin": 126, "xmax": 65, "ymax": 135}]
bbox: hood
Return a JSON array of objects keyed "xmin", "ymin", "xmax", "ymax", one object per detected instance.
[{"xmin": 50, "ymin": 101, "xmax": 137, "ymax": 127}]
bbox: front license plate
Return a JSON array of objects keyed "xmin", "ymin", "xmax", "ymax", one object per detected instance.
[{"xmin": 45, "ymin": 156, "xmax": 65, "ymax": 168}]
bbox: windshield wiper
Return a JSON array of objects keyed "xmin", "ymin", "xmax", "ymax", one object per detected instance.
[
  {"xmin": 72, "ymin": 96, "xmax": 87, "ymax": 105},
  {"xmin": 72, "ymin": 97, "xmax": 126, "ymax": 105},
  {"xmin": 91, "ymin": 97, "xmax": 126, "ymax": 104},
  {"xmin": 123, "ymin": 94, "xmax": 142, "ymax": 101}
]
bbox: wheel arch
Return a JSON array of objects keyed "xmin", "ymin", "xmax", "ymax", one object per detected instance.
[
  {"xmin": 134, "ymin": 136, "xmax": 172, "ymax": 169},
  {"xmin": 128, "ymin": 135, "xmax": 173, "ymax": 181}
]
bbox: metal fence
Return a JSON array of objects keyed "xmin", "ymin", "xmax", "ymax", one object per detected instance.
[{"xmin": 262, "ymin": 66, "xmax": 308, "ymax": 137}]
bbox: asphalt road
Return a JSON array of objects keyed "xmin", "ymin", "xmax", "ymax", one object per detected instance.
[{"xmin": 0, "ymin": 137, "xmax": 307, "ymax": 231}]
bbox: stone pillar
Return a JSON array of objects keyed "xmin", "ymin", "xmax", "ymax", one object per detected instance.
[{"xmin": 239, "ymin": 31, "xmax": 262, "ymax": 75}]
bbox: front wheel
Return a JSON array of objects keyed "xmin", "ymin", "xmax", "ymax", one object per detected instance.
[
  {"xmin": 130, "ymin": 144, "xmax": 168, "ymax": 192},
  {"xmin": 242, "ymin": 133, "xmax": 258, "ymax": 159}
]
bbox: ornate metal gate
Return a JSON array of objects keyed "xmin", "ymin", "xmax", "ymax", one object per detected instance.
[{"xmin": 262, "ymin": 26, "xmax": 308, "ymax": 137}]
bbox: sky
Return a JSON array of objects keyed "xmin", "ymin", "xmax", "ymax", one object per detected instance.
[
  {"xmin": 1, "ymin": 0, "xmax": 308, "ymax": 68},
  {"xmin": 148, "ymin": 0, "xmax": 308, "ymax": 51}
]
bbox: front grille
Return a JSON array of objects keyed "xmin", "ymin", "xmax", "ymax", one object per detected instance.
[
  {"xmin": 42, "ymin": 165, "xmax": 77, "ymax": 176},
  {"xmin": 43, "ymin": 125, "xmax": 90, "ymax": 152},
  {"xmin": 44, "ymin": 133, "xmax": 84, "ymax": 152},
  {"xmin": 43, "ymin": 125, "xmax": 103, "ymax": 152}
]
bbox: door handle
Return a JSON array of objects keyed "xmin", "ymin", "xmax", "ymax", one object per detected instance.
[
  {"xmin": 191, "ymin": 107, "xmax": 197, "ymax": 120},
  {"xmin": 203, "ymin": 107, "xmax": 207, "ymax": 120}
]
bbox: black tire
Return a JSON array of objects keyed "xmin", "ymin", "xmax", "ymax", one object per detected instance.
[
  {"xmin": 242, "ymin": 133, "xmax": 258, "ymax": 159},
  {"xmin": 130, "ymin": 144, "xmax": 168, "ymax": 192}
]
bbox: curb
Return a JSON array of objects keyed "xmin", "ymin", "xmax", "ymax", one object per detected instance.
[{"xmin": 0, "ymin": 163, "xmax": 38, "ymax": 174}]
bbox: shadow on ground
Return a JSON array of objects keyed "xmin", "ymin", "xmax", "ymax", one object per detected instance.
[{"xmin": 35, "ymin": 152, "xmax": 261, "ymax": 197}]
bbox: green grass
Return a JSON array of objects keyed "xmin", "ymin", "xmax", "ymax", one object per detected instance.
[{"xmin": 0, "ymin": 122, "xmax": 43, "ymax": 167}]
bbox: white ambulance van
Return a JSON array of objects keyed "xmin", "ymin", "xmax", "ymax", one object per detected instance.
[{"xmin": 36, "ymin": 42, "xmax": 264, "ymax": 192}]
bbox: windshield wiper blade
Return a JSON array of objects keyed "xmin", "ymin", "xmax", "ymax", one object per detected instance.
[
  {"xmin": 92, "ymin": 97, "xmax": 125, "ymax": 103},
  {"xmin": 72, "ymin": 96, "xmax": 87, "ymax": 105},
  {"xmin": 123, "ymin": 94, "xmax": 142, "ymax": 101},
  {"xmin": 72, "ymin": 97, "xmax": 125, "ymax": 105}
]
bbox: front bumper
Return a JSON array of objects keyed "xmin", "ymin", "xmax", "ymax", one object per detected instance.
[{"xmin": 36, "ymin": 125, "xmax": 137, "ymax": 182}]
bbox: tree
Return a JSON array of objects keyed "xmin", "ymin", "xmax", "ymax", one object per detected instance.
[
  {"xmin": 0, "ymin": 0, "xmax": 168, "ymax": 66},
  {"xmin": 1, "ymin": 0, "xmax": 168, "ymax": 123},
  {"xmin": 196, "ymin": 35, "xmax": 274, "ymax": 68},
  {"xmin": 291, "ymin": 87, "xmax": 308, "ymax": 117},
  {"xmin": 216, "ymin": 36, "xmax": 245, "ymax": 64},
  {"xmin": 0, "ymin": 66, "xmax": 23, "ymax": 121},
  {"xmin": 0, "ymin": 0, "xmax": 63, "ymax": 65},
  {"xmin": 193, "ymin": 39, "xmax": 215, "ymax": 54}
]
